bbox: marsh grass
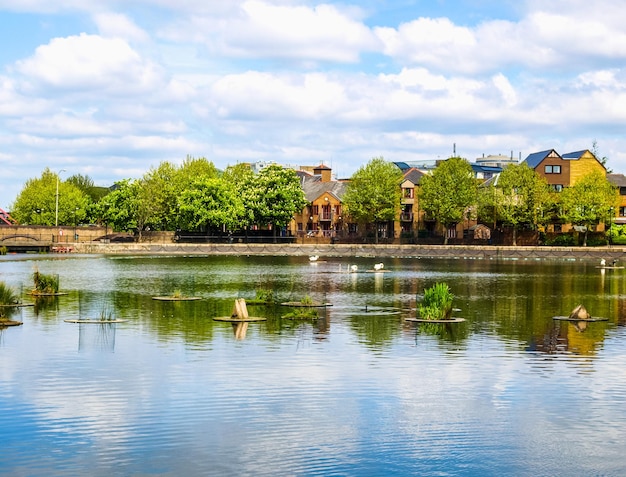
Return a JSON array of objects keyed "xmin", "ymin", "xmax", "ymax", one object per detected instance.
[
  {"xmin": 418, "ymin": 282, "xmax": 454, "ymax": 320},
  {"xmin": 255, "ymin": 288, "xmax": 274, "ymax": 303},
  {"xmin": 282, "ymin": 307, "xmax": 319, "ymax": 320},
  {"xmin": 0, "ymin": 282, "xmax": 20, "ymax": 306},
  {"xmin": 32, "ymin": 269, "xmax": 59, "ymax": 294}
]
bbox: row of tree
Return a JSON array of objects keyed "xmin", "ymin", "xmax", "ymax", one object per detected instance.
[
  {"xmin": 10, "ymin": 157, "xmax": 307, "ymax": 240},
  {"xmin": 9, "ymin": 155, "xmax": 620, "ymax": 246}
]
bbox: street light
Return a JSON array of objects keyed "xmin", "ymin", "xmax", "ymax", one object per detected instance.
[{"xmin": 55, "ymin": 169, "xmax": 66, "ymax": 227}]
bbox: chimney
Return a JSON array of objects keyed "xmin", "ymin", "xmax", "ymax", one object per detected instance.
[{"xmin": 314, "ymin": 164, "xmax": 332, "ymax": 182}]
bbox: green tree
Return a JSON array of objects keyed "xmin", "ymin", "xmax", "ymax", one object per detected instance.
[
  {"xmin": 222, "ymin": 163, "xmax": 256, "ymax": 230},
  {"xmin": 249, "ymin": 164, "xmax": 307, "ymax": 241},
  {"xmin": 419, "ymin": 157, "xmax": 477, "ymax": 244},
  {"xmin": 178, "ymin": 177, "xmax": 244, "ymax": 232},
  {"xmin": 342, "ymin": 157, "xmax": 403, "ymax": 243},
  {"xmin": 559, "ymin": 170, "xmax": 619, "ymax": 246},
  {"xmin": 10, "ymin": 168, "xmax": 89, "ymax": 226},
  {"xmin": 94, "ymin": 179, "xmax": 141, "ymax": 235},
  {"xmin": 493, "ymin": 164, "xmax": 553, "ymax": 246}
]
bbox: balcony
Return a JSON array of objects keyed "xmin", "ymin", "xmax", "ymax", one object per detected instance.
[
  {"xmin": 400, "ymin": 213, "xmax": 414, "ymax": 222},
  {"xmin": 319, "ymin": 213, "xmax": 332, "ymax": 221}
]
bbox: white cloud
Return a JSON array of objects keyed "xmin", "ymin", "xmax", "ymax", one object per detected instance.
[
  {"xmin": 161, "ymin": 0, "xmax": 379, "ymax": 63},
  {"xmin": 15, "ymin": 34, "xmax": 164, "ymax": 94},
  {"xmin": 93, "ymin": 12, "xmax": 150, "ymax": 43}
]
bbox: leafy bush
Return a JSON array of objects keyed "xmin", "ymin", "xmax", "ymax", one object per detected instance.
[
  {"xmin": 0, "ymin": 246, "xmax": 7, "ymax": 255},
  {"xmin": 419, "ymin": 282, "xmax": 454, "ymax": 320},
  {"xmin": 544, "ymin": 234, "xmax": 575, "ymax": 246},
  {"xmin": 607, "ymin": 225, "xmax": 626, "ymax": 244},
  {"xmin": 33, "ymin": 269, "xmax": 59, "ymax": 294}
]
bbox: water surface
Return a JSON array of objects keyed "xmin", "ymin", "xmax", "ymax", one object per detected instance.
[{"xmin": 1, "ymin": 254, "xmax": 625, "ymax": 476}]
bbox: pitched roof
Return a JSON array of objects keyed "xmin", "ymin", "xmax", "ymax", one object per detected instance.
[
  {"xmin": 403, "ymin": 167, "xmax": 425, "ymax": 185},
  {"xmin": 522, "ymin": 149, "xmax": 559, "ymax": 168},
  {"xmin": 608, "ymin": 173, "xmax": 626, "ymax": 188},
  {"xmin": 562, "ymin": 150, "xmax": 589, "ymax": 160},
  {"xmin": 301, "ymin": 177, "xmax": 347, "ymax": 202}
]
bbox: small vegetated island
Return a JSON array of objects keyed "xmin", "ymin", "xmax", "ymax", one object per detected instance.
[
  {"xmin": 30, "ymin": 269, "xmax": 67, "ymax": 296},
  {"xmin": 407, "ymin": 282, "xmax": 465, "ymax": 323}
]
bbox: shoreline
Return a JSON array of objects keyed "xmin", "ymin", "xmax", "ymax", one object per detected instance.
[{"xmin": 63, "ymin": 242, "xmax": 626, "ymax": 262}]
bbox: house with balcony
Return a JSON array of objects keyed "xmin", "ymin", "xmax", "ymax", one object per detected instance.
[
  {"xmin": 291, "ymin": 165, "xmax": 347, "ymax": 242},
  {"xmin": 396, "ymin": 167, "xmax": 425, "ymax": 240}
]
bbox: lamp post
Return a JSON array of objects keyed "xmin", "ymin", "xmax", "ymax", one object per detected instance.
[{"xmin": 55, "ymin": 169, "xmax": 66, "ymax": 227}]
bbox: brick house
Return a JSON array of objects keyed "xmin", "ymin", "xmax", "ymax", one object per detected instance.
[{"xmin": 291, "ymin": 165, "xmax": 347, "ymax": 242}]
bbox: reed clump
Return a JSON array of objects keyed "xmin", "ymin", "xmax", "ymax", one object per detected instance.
[{"xmin": 419, "ymin": 282, "xmax": 454, "ymax": 320}]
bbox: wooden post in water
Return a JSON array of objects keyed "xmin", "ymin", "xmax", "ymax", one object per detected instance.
[
  {"xmin": 231, "ymin": 298, "xmax": 249, "ymax": 339},
  {"xmin": 231, "ymin": 298, "xmax": 249, "ymax": 319}
]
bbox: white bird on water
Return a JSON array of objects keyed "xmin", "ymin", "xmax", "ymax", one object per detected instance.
[
  {"xmin": 350, "ymin": 265, "xmax": 358, "ymax": 272},
  {"xmin": 600, "ymin": 259, "xmax": 606, "ymax": 266},
  {"xmin": 309, "ymin": 255, "xmax": 319, "ymax": 262},
  {"xmin": 374, "ymin": 263, "xmax": 384, "ymax": 271}
]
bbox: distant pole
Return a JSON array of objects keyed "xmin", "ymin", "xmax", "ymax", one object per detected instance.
[{"xmin": 55, "ymin": 169, "xmax": 66, "ymax": 227}]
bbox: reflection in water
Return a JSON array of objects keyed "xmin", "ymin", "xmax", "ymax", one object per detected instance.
[
  {"xmin": 2, "ymin": 255, "xmax": 626, "ymax": 476},
  {"xmin": 231, "ymin": 321, "xmax": 248, "ymax": 340},
  {"xmin": 77, "ymin": 323, "xmax": 117, "ymax": 352}
]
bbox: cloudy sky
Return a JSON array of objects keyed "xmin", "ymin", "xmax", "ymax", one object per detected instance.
[{"xmin": 1, "ymin": 0, "xmax": 626, "ymax": 208}]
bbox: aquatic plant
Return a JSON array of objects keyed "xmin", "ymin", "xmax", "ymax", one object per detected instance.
[
  {"xmin": 0, "ymin": 282, "xmax": 20, "ymax": 306},
  {"xmin": 300, "ymin": 295, "xmax": 314, "ymax": 305},
  {"xmin": 282, "ymin": 308, "xmax": 319, "ymax": 320},
  {"xmin": 32, "ymin": 269, "xmax": 60, "ymax": 294},
  {"xmin": 418, "ymin": 282, "xmax": 454, "ymax": 320},
  {"xmin": 255, "ymin": 288, "xmax": 274, "ymax": 303}
]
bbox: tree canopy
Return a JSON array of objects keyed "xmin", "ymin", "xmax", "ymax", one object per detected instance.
[
  {"xmin": 342, "ymin": 157, "xmax": 403, "ymax": 243},
  {"xmin": 10, "ymin": 168, "xmax": 89, "ymax": 226},
  {"xmin": 419, "ymin": 157, "xmax": 477, "ymax": 244},
  {"xmin": 559, "ymin": 170, "xmax": 619, "ymax": 245},
  {"xmin": 492, "ymin": 163, "xmax": 553, "ymax": 245}
]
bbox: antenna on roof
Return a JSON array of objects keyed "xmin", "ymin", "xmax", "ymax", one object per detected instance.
[{"xmin": 453, "ymin": 143, "xmax": 456, "ymax": 156}]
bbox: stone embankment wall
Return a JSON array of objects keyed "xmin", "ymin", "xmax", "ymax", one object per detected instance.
[{"xmin": 73, "ymin": 242, "xmax": 626, "ymax": 262}]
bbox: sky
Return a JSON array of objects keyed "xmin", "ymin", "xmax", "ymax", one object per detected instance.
[{"xmin": 1, "ymin": 0, "xmax": 626, "ymax": 208}]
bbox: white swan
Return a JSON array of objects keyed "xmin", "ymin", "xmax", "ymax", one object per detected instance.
[
  {"xmin": 309, "ymin": 255, "xmax": 319, "ymax": 262},
  {"xmin": 600, "ymin": 259, "xmax": 606, "ymax": 266},
  {"xmin": 373, "ymin": 262, "xmax": 384, "ymax": 271},
  {"xmin": 350, "ymin": 265, "xmax": 358, "ymax": 272}
]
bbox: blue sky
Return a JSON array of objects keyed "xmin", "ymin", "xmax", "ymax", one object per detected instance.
[{"xmin": 1, "ymin": 0, "xmax": 626, "ymax": 208}]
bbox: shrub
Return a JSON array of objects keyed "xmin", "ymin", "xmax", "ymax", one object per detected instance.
[
  {"xmin": 419, "ymin": 282, "xmax": 454, "ymax": 320},
  {"xmin": 544, "ymin": 234, "xmax": 575, "ymax": 246},
  {"xmin": 0, "ymin": 246, "xmax": 7, "ymax": 255}
]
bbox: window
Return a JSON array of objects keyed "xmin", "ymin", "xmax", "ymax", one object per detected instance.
[
  {"xmin": 403, "ymin": 188, "xmax": 414, "ymax": 199},
  {"xmin": 551, "ymin": 184, "xmax": 563, "ymax": 192},
  {"xmin": 620, "ymin": 207, "xmax": 626, "ymax": 217},
  {"xmin": 311, "ymin": 205, "xmax": 319, "ymax": 215},
  {"xmin": 545, "ymin": 165, "xmax": 561, "ymax": 174}
]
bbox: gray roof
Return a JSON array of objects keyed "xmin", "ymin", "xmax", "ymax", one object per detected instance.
[
  {"xmin": 608, "ymin": 173, "xmax": 626, "ymax": 188},
  {"xmin": 522, "ymin": 149, "xmax": 558, "ymax": 169},
  {"xmin": 301, "ymin": 175, "xmax": 348, "ymax": 202},
  {"xmin": 403, "ymin": 167, "xmax": 425, "ymax": 185}
]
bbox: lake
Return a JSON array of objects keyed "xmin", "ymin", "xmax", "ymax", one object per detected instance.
[{"xmin": 1, "ymin": 253, "xmax": 626, "ymax": 476}]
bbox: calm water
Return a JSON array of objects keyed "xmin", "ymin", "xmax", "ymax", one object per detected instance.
[{"xmin": 1, "ymin": 254, "xmax": 626, "ymax": 476}]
